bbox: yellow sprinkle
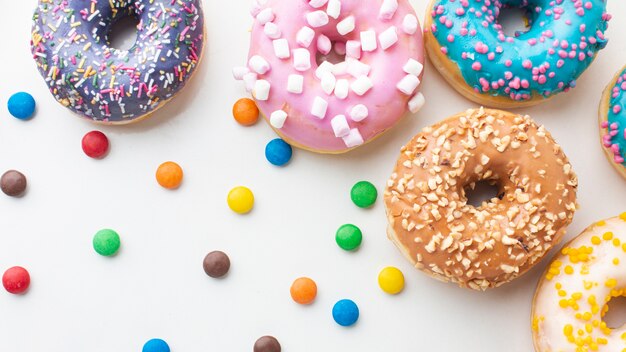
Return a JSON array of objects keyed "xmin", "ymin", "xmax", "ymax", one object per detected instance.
[
  {"xmin": 591, "ymin": 236, "xmax": 602, "ymax": 245},
  {"xmin": 606, "ymin": 278, "xmax": 617, "ymax": 288},
  {"xmin": 620, "ymin": 212, "xmax": 626, "ymax": 221},
  {"xmin": 603, "ymin": 232, "xmax": 614, "ymax": 241},
  {"xmin": 597, "ymin": 220, "xmax": 607, "ymax": 226},
  {"xmin": 614, "ymin": 238, "xmax": 621, "ymax": 246},
  {"xmin": 565, "ymin": 266, "xmax": 574, "ymax": 275},
  {"xmin": 564, "ymin": 324, "xmax": 574, "ymax": 336},
  {"xmin": 83, "ymin": 42, "xmax": 92, "ymax": 51},
  {"xmin": 614, "ymin": 258, "xmax": 620, "ymax": 265}
]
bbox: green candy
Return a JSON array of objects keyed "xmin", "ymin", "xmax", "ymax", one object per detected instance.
[
  {"xmin": 350, "ymin": 181, "xmax": 377, "ymax": 208},
  {"xmin": 336, "ymin": 224, "xmax": 363, "ymax": 251},
  {"xmin": 93, "ymin": 229, "xmax": 121, "ymax": 257}
]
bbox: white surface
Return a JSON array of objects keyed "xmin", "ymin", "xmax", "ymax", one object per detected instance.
[{"xmin": 0, "ymin": 1, "xmax": 625, "ymax": 351}]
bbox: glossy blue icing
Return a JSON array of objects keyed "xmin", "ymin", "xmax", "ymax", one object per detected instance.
[
  {"xmin": 429, "ymin": 0, "xmax": 610, "ymax": 102},
  {"xmin": 603, "ymin": 67, "xmax": 626, "ymax": 167},
  {"xmin": 31, "ymin": 0, "xmax": 204, "ymax": 122}
]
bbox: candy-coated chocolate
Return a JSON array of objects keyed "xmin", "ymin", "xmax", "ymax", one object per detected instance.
[
  {"xmin": 265, "ymin": 138, "xmax": 293, "ymax": 166},
  {"xmin": 335, "ymin": 224, "xmax": 363, "ymax": 251},
  {"xmin": 227, "ymin": 186, "xmax": 255, "ymax": 214},
  {"xmin": 290, "ymin": 277, "xmax": 317, "ymax": 305},
  {"xmin": 1, "ymin": 170, "xmax": 27, "ymax": 197},
  {"xmin": 332, "ymin": 299, "xmax": 359, "ymax": 326},
  {"xmin": 203, "ymin": 251, "xmax": 230, "ymax": 278},
  {"xmin": 82, "ymin": 131, "xmax": 110, "ymax": 159},
  {"xmin": 253, "ymin": 336, "xmax": 281, "ymax": 352},
  {"xmin": 351, "ymin": 181, "xmax": 377, "ymax": 208},
  {"xmin": 93, "ymin": 229, "xmax": 121, "ymax": 256},
  {"xmin": 156, "ymin": 162, "xmax": 183, "ymax": 189},
  {"xmin": 233, "ymin": 98, "xmax": 260, "ymax": 126},
  {"xmin": 142, "ymin": 338, "xmax": 170, "ymax": 352},
  {"xmin": 378, "ymin": 266, "xmax": 405, "ymax": 294},
  {"xmin": 2, "ymin": 266, "xmax": 30, "ymax": 295},
  {"xmin": 7, "ymin": 92, "xmax": 36, "ymax": 120}
]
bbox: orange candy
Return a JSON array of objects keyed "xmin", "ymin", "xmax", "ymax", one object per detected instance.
[
  {"xmin": 232, "ymin": 98, "xmax": 259, "ymax": 126},
  {"xmin": 290, "ymin": 277, "xmax": 317, "ymax": 305},
  {"xmin": 156, "ymin": 161, "xmax": 183, "ymax": 189}
]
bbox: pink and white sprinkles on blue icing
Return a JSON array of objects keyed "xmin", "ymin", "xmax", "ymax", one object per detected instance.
[
  {"xmin": 428, "ymin": 0, "xmax": 610, "ymax": 102},
  {"xmin": 602, "ymin": 67, "xmax": 626, "ymax": 167},
  {"xmin": 31, "ymin": 0, "xmax": 204, "ymax": 123}
]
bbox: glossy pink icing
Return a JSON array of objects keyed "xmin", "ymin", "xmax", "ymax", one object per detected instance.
[{"xmin": 245, "ymin": 0, "xmax": 425, "ymax": 152}]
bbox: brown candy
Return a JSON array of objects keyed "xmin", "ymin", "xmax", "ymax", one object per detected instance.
[
  {"xmin": 253, "ymin": 336, "xmax": 281, "ymax": 352},
  {"xmin": 202, "ymin": 251, "xmax": 230, "ymax": 278},
  {"xmin": 1, "ymin": 170, "xmax": 27, "ymax": 197}
]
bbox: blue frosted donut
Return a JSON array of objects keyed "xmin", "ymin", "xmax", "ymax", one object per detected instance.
[
  {"xmin": 31, "ymin": 0, "xmax": 205, "ymax": 124},
  {"xmin": 425, "ymin": 0, "xmax": 610, "ymax": 107},
  {"xmin": 600, "ymin": 66, "xmax": 626, "ymax": 178}
]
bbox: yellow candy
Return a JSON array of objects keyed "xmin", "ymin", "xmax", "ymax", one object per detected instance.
[
  {"xmin": 227, "ymin": 186, "xmax": 254, "ymax": 214},
  {"xmin": 378, "ymin": 266, "xmax": 405, "ymax": 295}
]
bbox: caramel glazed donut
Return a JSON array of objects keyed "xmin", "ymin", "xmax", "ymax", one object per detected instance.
[{"xmin": 383, "ymin": 108, "xmax": 578, "ymax": 290}]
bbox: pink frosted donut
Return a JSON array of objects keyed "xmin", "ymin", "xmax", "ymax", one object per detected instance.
[{"xmin": 234, "ymin": 0, "xmax": 426, "ymax": 153}]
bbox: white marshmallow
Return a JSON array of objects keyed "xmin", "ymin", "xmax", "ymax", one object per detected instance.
[
  {"xmin": 248, "ymin": 55, "xmax": 270, "ymax": 74},
  {"xmin": 408, "ymin": 92, "xmax": 425, "ymax": 113},
  {"xmin": 349, "ymin": 104, "xmax": 369, "ymax": 121},
  {"xmin": 287, "ymin": 74, "xmax": 304, "ymax": 94},
  {"xmin": 346, "ymin": 59, "xmax": 371, "ymax": 78},
  {"xmin": 273, "ymin": 39, "xmax": 290, "ymax": 59},
  {"xmin": 306, "ymin": 10, "xmax": 329, "ymax": 28},
  {"xmin": 311, "ymin": 96, "xmax": 328, "ymax": 119},
  {"xmin": 293, "ymin": 48, "xmax": 311, "ymax": 71},
  {"xmin": 232, "ymin": 66, "xmax": 250, "ymax": 80},
  {"xmin": 403, "ymin": 58, "xmax": 423, "ymax": 76},
  {"xmin": 253, "ymin": 79, "xmax": 270, "ymax": 100},
  {"xmin": 334, "ymin": 79, "xmax": 349, "ymax": 99},
  {"xmin": 360, "ymin": 30, "xmax": 377, "ymax": 52},
  {"xmin": 250, "ymin": 3, "xmax": 262, "ymax": 17},
  {"xmin": 308, "ymin": 0, "xmax": 328, "ymax": 8},
  {"xmin": 334, "ymin": 42, "xmax": 346, "ymax": 55},
  {"xmin": 315, "ymin": 61, "xmax": 335, "ymax": 79},
  {"xmin": 321, "ymin": 71, "xmax": 336, "ymax": 95},
  {"xmin": 331, "ymin": 115, "xmax": 351, "ymax": 137},
  {"xmin": 317, "ymin": 34, "xmax": 332, "ymax": 55},
  {"xmin": 264, "ymin": 22, "xmax": 281, "ymax": 39},
  {"xmin": 256, "ymin": 8, "xmax": 274, "ymax": 24},
  {"xmin": 243, "ymin": 72, "xmax": 257, "ymax": 92},
  {"xmin": 332, "ymin": 61, "xmax": 348, "ymax": 76},
  {"xmin": 342, "ymin": 128, "xmax": 364, "ymax": 147},
  {"xmin": 379, "ymin": 26, "xmax": 398, "ymax": 50},
  {"xmin": 379, "ymin": 0, "xmax": 398, "ymax": 20},
  {"xmin": 336, "ymin": 16, "xmax": 355, "ymax": 35},
  {"xmin": 296, "ymin": 26, "xmax": 315, "ymax": 47},
  {"xmin": 351, "ymin": 76, "xmax": 373, "ymax": 96},
  {"xmin": 402, "ymin": 14, "xmax": 418, "ymax": 34},
  {"xmin": 326, "ymin": 0, "xmax": 341, "ymax": 19},
  {"xmin": 396, "ymin": 74, "xmax": 420, "ymax": 95},
  {"xmin": 270, "ymin": 110, "xmax": 288, "ymax": 128},
  {"xmin": 346, "ymin": 40, "xmax": 361, "ymax": 59}
]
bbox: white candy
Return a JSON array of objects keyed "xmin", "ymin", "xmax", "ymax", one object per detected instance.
[
  {"xmin": 402, "ymin": 14, "xmax": 418, "ymax": 34},
  {"xmin": 248, "ymin": 55, "xmax": 270, "ymax": 74},
  {"xmin": 346, "ymin": 40, "xmax": 361, "ymax": 59},
  {"xmin": 379, "ymin": 26, "xmax": 398, "ymax": 50},
  {"xmin": 250, "ymin": 3, "xmax": 262, "ymax": 17},
  {"xmin": 315, "ymin": 61, "xmax": 335, "ymax": 79},
  {"xmin": 317, "ymin": 34, "xmax": 332, "ymax": 55},
  {"xmin": 296, "ymin": 26, "xmax": 315, "ymax": 47},
  {"xmin": 342, "ymin": 128, "xmax": 364, "ymax": 147},
  {"xmin": 326, "ymin": 0, "xmax": 341, "ymax": 19},
  {"xmin": 408, "ymin": 92, "xmax": 425, "ymax": 113},
  {"xmin": 336, "ymin": 16, "xmax": 355, "ymax": 35},
  {"xmin": 253, "ymin": 79, "xmax": 270, "ymax": 100},
  {"xmin": 256, "ymin": 8, "xmax": 274, "ymax": 24},
  {"xmin": 321, "ymin": 72, "xmax": 336, "ymax": 95},
  {"xmin": 293, "ymin": 48, "xmax": 311, "ymax": 71},
  {"xmin": 334, "ymin": 79, "xmax": 349, "ymax": 99},
  {"xmin": 346, "ymin": 59, "xmax": 371, "ymax": 78},
  {"xmin": 273, "ymin": 39, "xmax": 290, "ymax": 59},
  {"xmin": 334, "ymin": 42, "xmax": 346, "ymax": 55},
  {"xmin": 311, "ymin": 96, "xmax": 328, "ymax": 119},
  {"xmin": 232, "ymin": 66, "xmax": 250, "ymax": 80},
  {"xmin": 270, "ymin": 110, "xmax": 288, "ymax": 128},
  {"xmin": 308, "ymin": 0, "xmax": 328, "ymax": 8},
  {"xmin": 331, "ymin": 115, "xmax": 351, "ymax": 137},
  {"xmin": 396, "ymin": 74, "xmax": 420, "ymax": 95},
  {"xmin": 360, "ymin": 30, "xmax": 377, "ymax": 52},
  {"xmin": 264, "ymin": 22, "xmax": 281, "ymax": 39},
  {"xmin": 351, "ymin": 76, "xmax": 373, "ymax": 96},
  {"xmin": 287, "ymin": 74, "xmax": 304, "ymax": 94},
  {"xmin": 379, "ymin": 0, "xmax": 398, "ymax": 20},
  {"xmin": 306, "ymin": 10, "xmax": 329, "ymax": 28},
  {"xmin": 349, "ymin": 104, "xmax": 369, "ymax": 121},
  {"xmin": 403, "ymin": 58, "xmax": 423, "ymax": 76},
  {"xmin": 332, "ymin": 61, "xmax": 348, "ymax": 76},
  {"xmin": 243, "ymin": 72, "xmax": 257, "ymax": 92}
]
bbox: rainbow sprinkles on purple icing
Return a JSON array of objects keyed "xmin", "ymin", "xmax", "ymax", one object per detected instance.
[
  {"xmin": 31, "ymin": 0, "xmax": 204, "ymax": 123},
  {"xmin": 602, "ymin": 67, "xmax": 626, "ymax": 167}
]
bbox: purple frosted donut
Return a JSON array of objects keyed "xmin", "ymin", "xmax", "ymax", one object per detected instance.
[{"xmin": 30, "ymin": 0, "xmax": 205, "ymax": 124}]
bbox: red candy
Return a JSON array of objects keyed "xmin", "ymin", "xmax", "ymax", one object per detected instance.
[
  {"xmin": 2, "ymin": 266, "xmax": 30, "ymax": 294},
  {"xmin": 82, "ymin": 131, "xmax": 109, "ymax": 159}
]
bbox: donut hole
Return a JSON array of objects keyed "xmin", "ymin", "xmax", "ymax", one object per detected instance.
[
  {"xmin": 316, "ymin": 41, "xmax": 347, "ymax": 66},
  {"xmin": 497, "ymin": 6, "xmax": 531, "ymax": 37},
  {"xmin": 107, "ymin": 15, "xmax": 140, "ymax": 51},
  {"xmin": 463, "ymin": 179, "xmax": 502, "ymax": 207},
  {"xmin": 603, "ymin": 295, "xmax": 626, "ymax": 329}
]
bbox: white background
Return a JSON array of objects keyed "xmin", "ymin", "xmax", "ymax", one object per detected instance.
[{"xmin": 0, "ymin": 1, "xmax": 625, "ymax": 351}]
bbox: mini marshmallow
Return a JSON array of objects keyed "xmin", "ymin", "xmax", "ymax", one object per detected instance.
[
  {"xmin": 253, "ymin": 79, "xmax": 270, "ymax": 100},
  {"xmin": 321, "ymin": 71, "xmax": 336, "ymax": 95},
  {"xmin": 249, "ymin": 55, "xmax": 270, "ymax": 74},
  {"xmin": 296, "ymin": 26, "xmax": 315, "ymax": 47},
  {"xmin": 334, "ymin": 79, "xmax": 349, "ymax": 99},
  {"xmin": 250, "ymin": 2, "xmax": 262, "ymax": 17},
  {"xmin": 360, "ymin": 30, "xmax": 378, "ymax": 52},
  {"xmin": 316, "ymin": 60, "xmax": 335, "ymax": 79},
  {"xmin": 287, "ymin": 74, "xmax": 304, "ymax": 94},
  {"xmin": 346, "ymin": 40, "xmax": 361, "ymax": 59},
  {"xmin": 396, "ymin": 74, "xmax": 420, "ymax": 95},
  {"xmin": 256, "ymin": 8, "xmax": 274, "ymax": 25},
  {"xmin": 351, "ymin": 75, "xmax": 373, "ymax": 96},
  {"xmin": 349, "ymin": 104, "xmax": 369, "ymax": 122},
  {"xmin": 379, "ymin": 26, "xmax": 398, "ymax": 50},
  {"xmin": 311, "ymin": 96, "xmax": 328, "ymax": 119},
  {"xmin": 317, "ymin": 34, "xmax": 332, "ymax": 55},
  {"xmin": 408, "ymin": 92, "xmax": 425, "ymax": 113},
  {"xmin": 243, "ymin": 72, "xmax": 258, "ymax": 92},
  {"xmin": 342, "ymin": 128, "xmax": 364, "ymax": 147},
  {"xmin": 403, "ymin": 58, "xmax": 423, "ymax": 76},
  {"xmin": 346, "ymin": 59, "xmax": 371, "ymax": 78},
  {"xmin": 326, "ymin": 0, "xmax": 341, "ymax": 19},
  {"xmin": 379, "ymin": 0, "xmax": 398, "ymax": 20},
  {"xmin": 337, "ymin": 16, "xmax": 355, "ymax": 35},
  {"xmin": 308, "ymin": 0, "xmax": 328, "ymax": 8},
  {"xmin": 273, "ymin": 39, "xmax": 290, "ymax": 59},
  {"xmin": 331, "ymin": 115, "xmax": 351, "ymax": 137},
  {"xmin": 306, "ymin": 10, "xmax": 329, "ymax": 28},
  {"xmin": 293, "ymin": 48, "xmax": 311, "ymax": 71},
  {"xmin": 402, "ymin": 14, "xmax": 418, "ymax": 34},
  {"xmin": 232, "ymin": 66, "xmax": 250, "ymax": 80},
  {"xmin": 270, "ymin": 110, "xmax": 288, "ymax": 128},
  {"xmin": 332, "ymin": 61, "xmax": 348, "ymax": 76},
  {"xmin": 264, "ymin": 22, "xmax": 281, "ymax": 39},
  {"xmin": 334, "ymin": 42, "xmax": 346, "ymax": 56}
]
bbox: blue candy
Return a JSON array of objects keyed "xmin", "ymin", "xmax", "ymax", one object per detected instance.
[
  {"xmin": 265, "ymin": 138, "xmax": 293, "ymax": 166},
  {"xmin": 142, "ymin": 338, "xmax": 170, "ymax": 352},
  {"xmin": 332, "ymin": 299, "xmax": 359, "ymax": 327},
  {"xmin": 8, "ymin": 92, "xmax": 36, "ymax": 120}
]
